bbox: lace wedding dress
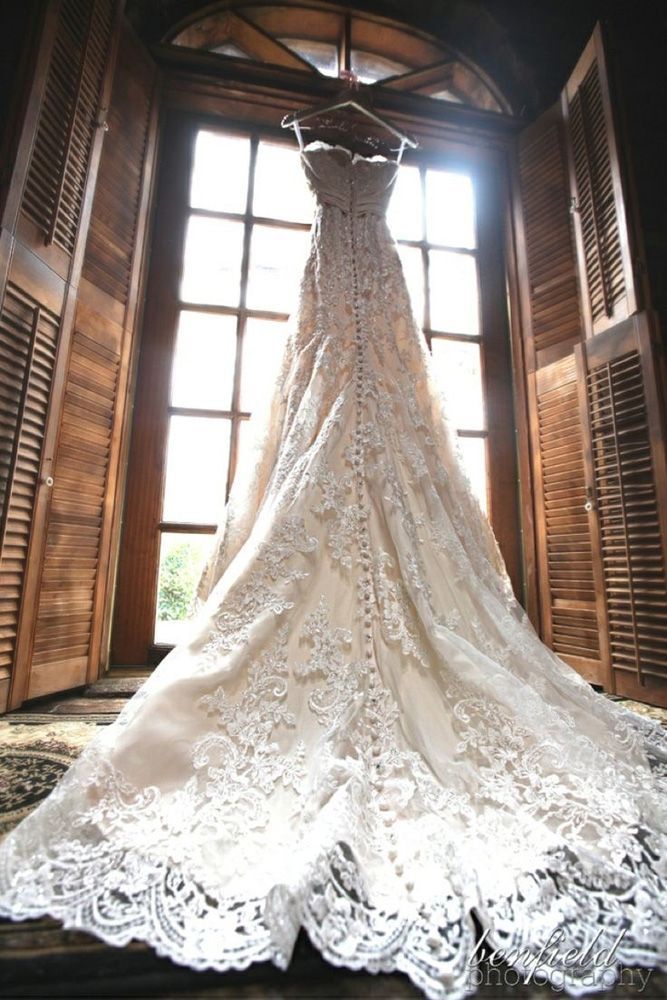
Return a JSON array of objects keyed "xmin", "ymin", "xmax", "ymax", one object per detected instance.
[{"xmin": 1, "ymin": 141, "xmax": 666, "ymax": 999}]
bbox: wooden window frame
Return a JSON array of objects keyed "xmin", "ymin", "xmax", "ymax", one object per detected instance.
[{"xmin": 111, "ymin": 58, "xmax": 523, "ymax": 666}]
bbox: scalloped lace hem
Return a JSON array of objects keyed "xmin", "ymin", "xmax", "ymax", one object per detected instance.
[{"xmin": 1, "ymin": 838, "xmax": 666, "ymax": 1000}]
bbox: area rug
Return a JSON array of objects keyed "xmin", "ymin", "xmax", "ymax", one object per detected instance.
[{"xmin": 0, "ymin": 720, "xmax": 100, "ymax": 835}]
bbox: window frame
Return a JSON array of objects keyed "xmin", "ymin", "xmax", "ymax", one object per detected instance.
[{"xmin": 111, "ymin": 63, "xmax": 522, "ymax": 666}]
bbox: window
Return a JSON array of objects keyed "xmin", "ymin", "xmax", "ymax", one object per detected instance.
[
  {"xmin": 387, "ymin": 162, "xmax": 487, "ymax": 509},
  {"xmin": 169, "ymin": 5, "xmax": 510, "ymax": 113},
  {"xmin": 113, "ymin": 83, "xmax": 518, "ymax": 667},
  {"xmin": 155, "ymin": 132, "xmax": 312, "ymax": 644},
  {"xmin": 151, "ymin": 127, "xmax": 487, "ymax": 645}
]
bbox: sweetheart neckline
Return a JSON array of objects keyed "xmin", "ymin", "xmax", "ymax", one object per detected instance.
[{"xmin": 301, "ymin": 140, "xmax": 398, "ymax": 166}]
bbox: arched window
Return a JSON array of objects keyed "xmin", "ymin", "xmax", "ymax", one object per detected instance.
[
  {"xmin": 168, "ymin": 4, "xmax": 509, "ymax": 112},
  {"xmin": 112, "ymin": 3, "xmax": 519, "ymax": 662}
]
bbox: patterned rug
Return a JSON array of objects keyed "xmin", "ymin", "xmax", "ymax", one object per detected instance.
[{"xmin": 0, "ymin": 720, "xmax": 100, "ymax": 835}]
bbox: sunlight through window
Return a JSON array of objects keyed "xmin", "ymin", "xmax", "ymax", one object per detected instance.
[
  {"xmin": 190, "ymin": 131, "xmax": 250, "ymax": 213},
  {"xmin": 181, "ymin": 217, "xmax": 244, "ymax": 306},
  {"xmin": 154, "ymin": 126, "xmax": 489, "ymax": 642},
  {"xmin": 171, "ymin": 311, "xmax": 237, "ymax": 410},
  {"xmin": 254, "ymin": 142, "xmax": 316, "ymax": 222},
  {"xmin": 162, "ymin": 416, "xmax": 230, "ymax": 523}
]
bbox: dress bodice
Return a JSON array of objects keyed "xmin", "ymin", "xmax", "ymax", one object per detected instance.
[{"xmin": 300, "ymin": 142, "xmax": 398, "ymax": 218}]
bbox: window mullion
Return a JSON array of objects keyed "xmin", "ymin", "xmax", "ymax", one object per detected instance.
[{"xmin": 227, "ymin": 135, "xmax": 258, "ymax": 500}]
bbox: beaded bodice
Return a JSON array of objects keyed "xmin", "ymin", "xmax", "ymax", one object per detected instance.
[{"xmin": 301, "ymin": 142, "xmax": 399, "ymax": 217}]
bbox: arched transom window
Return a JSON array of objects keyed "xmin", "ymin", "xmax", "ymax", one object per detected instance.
[{"xmin": 169, "ymin": 3, "xmax": 509, "ymax": 112}]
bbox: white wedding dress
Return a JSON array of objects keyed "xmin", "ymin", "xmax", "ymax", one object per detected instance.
[{"xmin": 1, "ymin": 141, "xmax": 666, "ymax": 999}]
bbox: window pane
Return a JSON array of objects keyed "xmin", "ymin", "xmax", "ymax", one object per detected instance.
[
  {"xmin": 387, "ymin": 165, "xmax": 422, "ymax": 241},
  {"xmin": 171, "ymin": 311, "xmax": 238, "ymax": 411},
  {"xmin": 426, "ymin": 170, "xmax": 476, "ymax": 248},
  {"xmin": 254, "ymin": 143, "xmax": 316, "ymax": 223},
  {"xmin": 240, "ymin": 318, "xmax": 288, "ymax": 413},
  {"xmin": 430, "ymin": 338, "xmax": 485, "ymax": 431},
  {"xmin": 278, "ymin": 38, "xmax": 338, "ymax": 77},
  {"xmin": 155, "ymin": 532, "xmax": 215, "ymax": 645},
  {"xmin": 428, "ymin": 250, "xmax": 479, "ymax": 335},
  {"xmin": 162, "ymin": 415, "xmax": 230, "ymax": 523},
  {"xmin": 351, "ymin": 50, "xmax": 409, "ymax": 83},
  {"xmin": 397, "ymin": 244, "xmax": 424, "ymax": 327},
  {"xmin": 430, "ymin": 89, "xmax": 463, "ymax": 104},
  {"xmin": 457, "ymin": 435, "xmax": 487, "ymax": 514},
  {"xmin": 190, "ymin": 131, "xmax": 250, "ymax": 213},
  {"xmin": 181, "ymin": 217, "xmax": 244, "ymax": 306},
  {"xmin": 246, "ymin": 225, "xmax": 311, "ymax": 314},
  {"xmin": 209, "ymin": 43, "xmax": 249, "ymax": 59}
]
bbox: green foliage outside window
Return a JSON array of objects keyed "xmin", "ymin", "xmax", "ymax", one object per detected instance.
[{"xmin": 157, "ymin": 541, "xmax": 202, "ymax": 622}]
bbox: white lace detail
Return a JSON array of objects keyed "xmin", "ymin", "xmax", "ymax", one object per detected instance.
[{"xmin": 1, "ymin": 141, "xmax": 666, "ymax": 1000}]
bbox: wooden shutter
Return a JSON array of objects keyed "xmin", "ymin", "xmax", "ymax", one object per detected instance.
[
  {"xmin": 10, "ymin": 24, "xmax": 159, "ymax": 705},
  {"xmin": 0, "ymin": 248, "xmax": 68, "ymax": 711},
  {"xmin": 0, "ymin": 0, "xmax": 122, "ymax": 711},
  {"xmin": 515, "ymin": 104, "xmax": 605, "ymax": 685},
  {"xmin": 562, "ymin": 23, "xmax": 639, "ymax": 337},
  {"xmin": 21, "ymin": 0, "xmax": 117, "ymax": 257},
  {"xmin": 576, "ymin": 314, "xmax": 667, "ymax": 706}
]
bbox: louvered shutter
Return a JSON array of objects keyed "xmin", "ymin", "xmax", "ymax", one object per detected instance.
[
  {"xmin": 21, "ymin": 0, "xmax": 118, "ymax": 258},
  {"xmin": 562, "ymin": 23, "xmax": 639, "ymax": 336},
  {"xmin": 0, "ymin": 0, "xmax": 122, "ymax": 711},
  {"xmin": 0, "ymin": 250, "xmax": 67, "ymax": 710},
  {"xmin": 576, "ymin": 315, "xmax": 667, "ymax": 705},
  {"xmin": 11, "ymin": 24, "xmax": 159, "ymax": 705},
  {"xmin": 516, "ymin": 104, "xmax": 606, "ymax": 685}
]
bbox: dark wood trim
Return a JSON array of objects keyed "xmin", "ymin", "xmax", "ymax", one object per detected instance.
[
  {"xmin": 111, "ymin": 112, "xmax": 195, "ymax": 665},
  {"xmin": 475, "ymin": 152, "xmax": 521, "ymax": 595},
  {"xmin": 504, "ymin": 143, "xmax": 538, "ymax": 625},
  {"xmin": 153, "ymin": 43, "xmax": 521, "ymax": 148},
  {"xmin": 94, "ymin": 48, "xmax": 162, "ymax": 679}
]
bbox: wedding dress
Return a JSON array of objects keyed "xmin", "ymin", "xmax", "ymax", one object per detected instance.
[{"xmin": 1, "ymin": 140, "xmax": 666, "ymax": 1000}]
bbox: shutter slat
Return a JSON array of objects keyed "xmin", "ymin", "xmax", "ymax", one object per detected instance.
[
  {"xmin": 562, "ymin": 23, "xmax": 638, "ymax": 335},
  {"xmin": 22, "ymin": 0, "xmax": 116, "ymax": 256},
  {"xmin": 577, "ymin": 317, "xmax": 667, "ymax": 692},
  {"xmin": 28, "ymin": 21, "xmax": 156, "ymax": 700}
]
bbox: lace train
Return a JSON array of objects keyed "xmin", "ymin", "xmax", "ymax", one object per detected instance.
[{"xmin": 1, "ymin": 141, "xmax": 666, "ymax": 999}]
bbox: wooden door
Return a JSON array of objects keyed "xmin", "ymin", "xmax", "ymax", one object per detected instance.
[
  {"xmin": 0, "ymin": 0, "xmax": 122, "ymax": 711},
  {"xmin": 515, "ymin": 103, "xmax": 605, "ymax": 683},
  {"xmin": 7, "ymin": 20, "xmax": 159, "ymax": 708},
  {"xmin": 514, "ymin": 22, "xmax": 667, "ymax": 702},
  {"xmin": 576, "ymin": 314, "xmax": 667, "ymax": 705},
  {"xmin": 561, "ymin": 23, "xmax": 641, "ymax": 337}
]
